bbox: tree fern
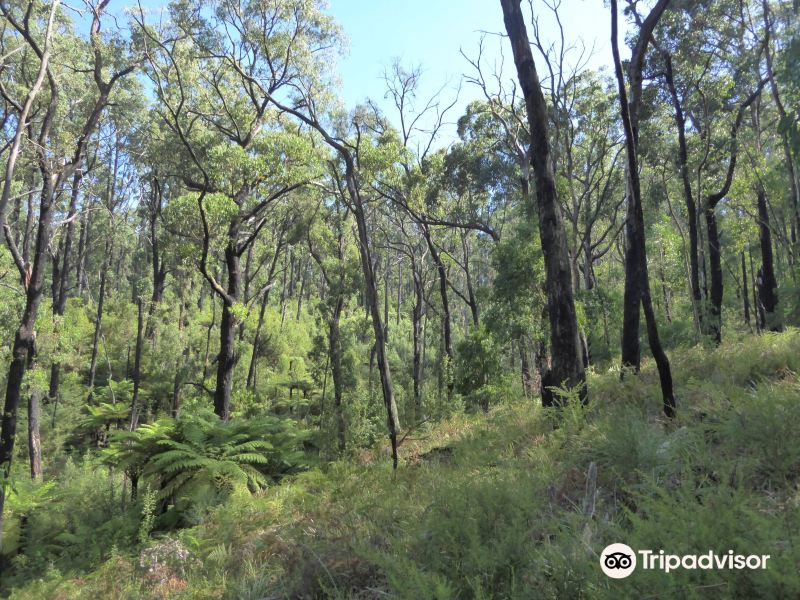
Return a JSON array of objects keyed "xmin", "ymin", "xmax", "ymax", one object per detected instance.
[{"xmin": 104, "ymin": 409, "xmax": 309, "ymax": 517}]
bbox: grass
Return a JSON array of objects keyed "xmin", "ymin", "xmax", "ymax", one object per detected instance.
[{"xmin": 6, "ymin": 329, "xmax": 800, "ymax": 599}]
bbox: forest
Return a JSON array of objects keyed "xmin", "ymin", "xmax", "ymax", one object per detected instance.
[{"xmin": 0, "ymin": 0, "xmax": 799, "ymax": 597}]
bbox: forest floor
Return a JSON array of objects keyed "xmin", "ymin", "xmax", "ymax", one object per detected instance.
[{"xmin": 7, "ymin": 330, "xmax": 800, "ymax": 599}]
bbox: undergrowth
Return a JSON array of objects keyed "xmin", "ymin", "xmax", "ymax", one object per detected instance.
[{"xmin": 5, "ymin": 330, "xmax": 800, "ymax": 599}]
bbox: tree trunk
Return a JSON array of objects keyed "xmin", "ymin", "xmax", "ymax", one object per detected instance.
[
  {"xmin": 0, "ymin": 176, "xmax": 56, "ymax": 552},
  {"xmin": 421, "ymin": 227, "xmax": 454, "ymax": 398},
  {"xmin": 329, "ymin": 296, "xmax": 346, "ymax": 452},
  {"xmin": 214, "ymin": 243, "xmax": 241, "ymax": 420},
  {"xmin": 500, "ymin": 0, "xmax": 587, "ymax": 406},
  {"xmin": 412, "ymin": 264, "xmax": 424, "ymax": 420},
  {"xmin": 347, "ymin": 166, "xmax": 401, "ymax": 467},
  {"xmin": 27, "ymin": 388, "xmax": 42, "ymax": 480},
  {"xmin": 663, "ymin": 52, "xmax": 702, "ymax": 329},
  {"xmin": 48, "ymin": 171, "xmax": 83, "ymax": 402},
  {"xmin": 705, "ymin": 206, "xmax": 723, "ymax": 344},
  {"xmin": 87, "ymin": 240, "xmax": 112, "ymax": 397},
  {"xmin": 757, "ymin": 187, "xmax": 781, "ymax": 331},
  {"xmin": 129, "ymin": 298, "xmax": 145, "ymax": 430},
  {"xmin": 741, "ymin": 251, "xmax": 751, "ymax": 327},
  {"xmin": 611, "ymin": 0, "xmax": 675, "ymax": 417}
]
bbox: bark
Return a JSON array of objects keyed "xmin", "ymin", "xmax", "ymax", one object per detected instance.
[
  {"xmin": 146, "ymin": 179, "xmax": 166, "ymax": 339},
  {"xmin": 349, "ymin": 175, "xmax": 401, "ymax": 467},
  {"xmin": 663, "ymin": 53, "xmax": 702, "ymax": 326},
  {"xmin": 757, "ymin": 187, "xmax": 781, "ymax": 331},
  {"xmin": 214, "ymin": 243, "xmax": 241, "ymax": 420},
  {"xmin": 27, "ymin": 388, "xmax": 42, "ymax": 480},
  {"xmin": 0, "ymin": 175, "xmax": 57, "ymax": 553},
  {"xmin": 461, "ymin": 231, "xmax": 480, "ymax": 327},
  {"xmin": 611, "ymin": 0, "xmax": 675, "ymax": 417},
  {"xmin": 500, "ymin": 0, "xmax": 587, "ymax": 406},
  {"xmin": 705, "ymin": 207, "xmax": 723, "ymax": 344}
]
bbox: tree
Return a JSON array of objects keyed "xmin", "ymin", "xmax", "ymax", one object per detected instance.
[
  {"xmin": 499, "ymin": 0, "xmax": 586, "ymax": 406},
  {"xmin": 0, "ymin": 0, "xmax": 134, "ymax": 551}
]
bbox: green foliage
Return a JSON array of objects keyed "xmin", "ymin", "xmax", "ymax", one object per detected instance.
[{"xmin": 104, "ymin": 410, "xmax": 310, "ymax": 515}]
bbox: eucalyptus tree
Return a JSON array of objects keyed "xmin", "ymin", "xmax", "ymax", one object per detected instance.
[
  {"xmin": 656, "ymin": 2, "xmax": 766, "ymax": 344},
  {"xmin": 499, "ymin": 0, "xmax": 586, "ymax": 406},
  {"xmin": 610, "ymin": 0, "xmax": 676, "ymax": 417},
  {"xmin": 0, "ymin": 0, "xmax": 135, "ymax": 549},
  {"xmin": 134, "ymin": 0, "xmax": 330, "ymax": 420}
]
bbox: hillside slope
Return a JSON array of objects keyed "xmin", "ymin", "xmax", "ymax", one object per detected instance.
[{"xmin": 8, "ymin": 331, "xmax": 800, "ymax": 599}]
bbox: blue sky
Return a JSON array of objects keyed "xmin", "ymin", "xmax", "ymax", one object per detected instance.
[{"xmin": 328, "ymin": 0, "xmax": 625, "ymax": 144}]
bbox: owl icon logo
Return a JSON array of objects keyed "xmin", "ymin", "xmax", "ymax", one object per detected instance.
[{"xmin": 600, "ymin": 543, "xmax": 637, "ymax": 578}]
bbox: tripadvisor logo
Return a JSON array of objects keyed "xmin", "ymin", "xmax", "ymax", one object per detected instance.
[{"xmin": 600, "ymin": 543, "xmax": 771, "ymax": 579}]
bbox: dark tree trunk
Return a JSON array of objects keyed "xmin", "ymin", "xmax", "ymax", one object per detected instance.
[
  {"xmin": 146, "ymin": 180, "xmax": 166, "ymax": 339},
  {"xmin": 663, "ymin": 52, "xmax": 702, "ymax": 329},
  {"xmin": 500, "ymin": 0, "xmax": 587, "ymax": 406},
  {"xmin": 611, "ymin": 0, "xmax": 675, "ymax": 417},
  {"xmin": 215, "ymin": 243, "xmax": 241, "ymax": 420},
  {"xmin": 461, "ymin": 231, "xmax": 480, "ymax": 327},
  {"xmin": 757, "ymin": 187, "xmax": 781, "ymax": 331},
  {"xmin": 519, "ymin": 337, "xmax": 533, "ymax": 398},
  {"xmin": 705, "ymin": 207, "xmax": 723, "ymax": 344},
  {"xmin": 0, "ymin": 177, "xmax": 56, "ymax": 550},
  {"xmin": 346, "ymin": 166, "xmax": 401, "ymax": 467}
]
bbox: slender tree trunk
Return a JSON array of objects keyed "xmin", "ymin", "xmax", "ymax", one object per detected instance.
[
  {"xmin": 500, "ymin": 0, "xmax": 587, "ymax": 406},
  {"xmin": 412, "ymin": 265, "xmax": 424, "ymax": 420},
  {"xmin": 757, "ymin": 187, "xmax": 781, "ymax": 331},
  {"xmin": 247, "ymin": 290, "xmax": 269, "ymax": 390},
  {"xmin": 87, "ymin": 240, "xmax": 112, "ymax": 396},
  {"xmin": 48, "ymin": 171, "xmax": 82, "ymax": 402},
  {"xmin": 461, "ymin": 231, "xmax": 480, "ymax": 327},
  {"xmin": 329, "ymin": 296, "xmax": 346, "ymax": 452},
  {"xmin": 347, "ymin": 166, "xmax": 401, "ymax": 467},
  {"xmin": 611, "ymin": 0, "xmax": 675, "ymax": 417},
  {"xmin": 422, "ymin": 226, "xmax": 454, "ymax": 396},
  {"xmin": 663, "ymin": 52, "xmax": 702, "ymax": 328},
  {"xmin": 705, "ymin": 206, "xmax": 723, "ymax": 344},
  {"xmin": 76, "ymin": 204, "xmax": 90, "ymax": 296},
  {"xmin": 129, "ymin": 298, "xmax": 145, "ymax": 430},
  {"xmin": 28, "ymin": 388, "xmax": 42, "ymax": 480}
]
